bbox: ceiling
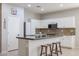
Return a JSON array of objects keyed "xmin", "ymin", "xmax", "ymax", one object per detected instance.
[{"xmin": 10, "ymin": 3, "xmax": 79, "ymax": 14}]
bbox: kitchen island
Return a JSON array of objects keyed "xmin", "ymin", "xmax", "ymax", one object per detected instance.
[{"xmin": 17, "ymin": 35, "xmax": 75, "ymax": 56}]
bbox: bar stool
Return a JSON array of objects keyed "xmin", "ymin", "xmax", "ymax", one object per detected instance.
[
  {"xmin": 40, "ymin": 44, "xmax": 51, "ymax": 56},
  {"xmin": 51, "ymin": 42, "xmax": 62, "ymax": 56}
]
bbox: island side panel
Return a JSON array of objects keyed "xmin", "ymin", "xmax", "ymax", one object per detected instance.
[
  {"xmin": 18, "ymin": 39, "xmax": 29, "ymax": 56},
  {"xmin": 18, "ymin": 36, "xmax": 75, "ymax": 56}
]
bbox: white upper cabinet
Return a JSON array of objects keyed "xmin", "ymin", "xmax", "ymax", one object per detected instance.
[
  {"xmin": 40, "ymin": 16, "xmax": 76, "ymax": 28},
  {"xmin": 57, "ymin": 16, "xmax": 75, "ymax": 28}
]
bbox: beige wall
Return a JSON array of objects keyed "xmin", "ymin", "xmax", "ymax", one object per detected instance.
[
  {"xmin": 24, "ymin": 9, "xmax": 40, "ymax": 20},
  {"xmin": 41, "ymin": 8, "xmax": 79, "ymax": 48}
]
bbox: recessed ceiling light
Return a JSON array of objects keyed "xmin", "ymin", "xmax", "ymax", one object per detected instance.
[
  {"xmin": 27, "ymin": 4, "xmax": 31, "ymax": 7},
  {"xmin": 41, "ymin": 8, "xmax": 44, "ymax": 11},
  {"xmin": 60, "ymin": 4, "xmax": 63, "ymax": 7}
]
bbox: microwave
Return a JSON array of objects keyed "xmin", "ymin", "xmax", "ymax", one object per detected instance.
[{"xmin": 48, "ymin": 23, "xmax": 57, "ymax": 29}]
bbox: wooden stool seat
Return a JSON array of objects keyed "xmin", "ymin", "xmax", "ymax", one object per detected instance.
[
  {"xmin": 41, "ymin": 45, "xmax": 48, "ymax": 47},
  {"xmin": 53, "ymin": 42, "xmax": 60, "ymax": 44}
]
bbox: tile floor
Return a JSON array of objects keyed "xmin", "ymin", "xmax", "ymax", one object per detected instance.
[{"xmin": 1, "ymin": 48, "xmax": 79, "ymax": 56}]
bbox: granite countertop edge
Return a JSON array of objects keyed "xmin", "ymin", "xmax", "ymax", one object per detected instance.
[{"xmin": 16, "ymin": 36, "xmax": 62, "ymax": 40}]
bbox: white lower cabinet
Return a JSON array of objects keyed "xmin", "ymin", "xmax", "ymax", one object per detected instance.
[{"xmin": 61, "ymin": 36, "xmax": 75, "ymax": 48}]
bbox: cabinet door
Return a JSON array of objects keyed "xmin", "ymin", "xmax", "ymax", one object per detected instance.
[
  {"xmin": 58, "ymin": 17, "xmax": 75, "ymax": 28},
  {"xmin": 7, "ymin": 17, "xmax": 20, "ymax": 51},
  {"xmin": 61, "ymin": 37, "xmax": 71, "ymax": 47}
]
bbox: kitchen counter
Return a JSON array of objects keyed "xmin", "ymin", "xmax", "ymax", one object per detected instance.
[
  {"xmin": 17, "ymin": 35, "xmax": 75, "ymax": 56},
  {"xmin": 16, "ymin": 35, "xmax": 62, "ymax": 40}
]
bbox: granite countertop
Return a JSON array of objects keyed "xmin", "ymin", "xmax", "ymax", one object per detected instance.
[{"xmin": 16, "ymin": 35, "xmax": 62, "ymax": 40}]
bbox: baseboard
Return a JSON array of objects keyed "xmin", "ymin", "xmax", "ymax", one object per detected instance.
[
  {"xmin": 61, "ymin": 46, "xmax": 72, "ymax": 49},
  {"xmin": 62, "ymin": 46, "xmax": 79, "ymax": 49},
  {"xmin": 8, "ymin": 49, "xmax": 18, "ymax": 52},
  {"xmin": 0, "ymin": 49, "xmax": 18, "ymax": 55},
  {"xmin": 74, "ymin": 47, "xmax": 79, "ymax": 49},
  {"xmin": 1, "ymin": 50, "xmax": 7, "ymax": 55}
]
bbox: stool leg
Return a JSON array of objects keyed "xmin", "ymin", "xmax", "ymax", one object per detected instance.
[
  {"xmin": 51, "ymin": 44, "xmax": 54, "ymax": 56},
  {"xmin": 40, "ymin": 46, "xmax": 43, "ymax": 56},
  {"xmin": 49, "ymin": 45, "xmax": 52, "ymax": 56},
  {"xmin": 55, "ymin": 44, "xmax": 58, "ymax": 56},
  {"xmin": 45, "ymin": 47, "xmax": 47, "ymax": 56},
  {"xmin": 59, "ymin": 43, "xmax": 62, "ymax": 54}
]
